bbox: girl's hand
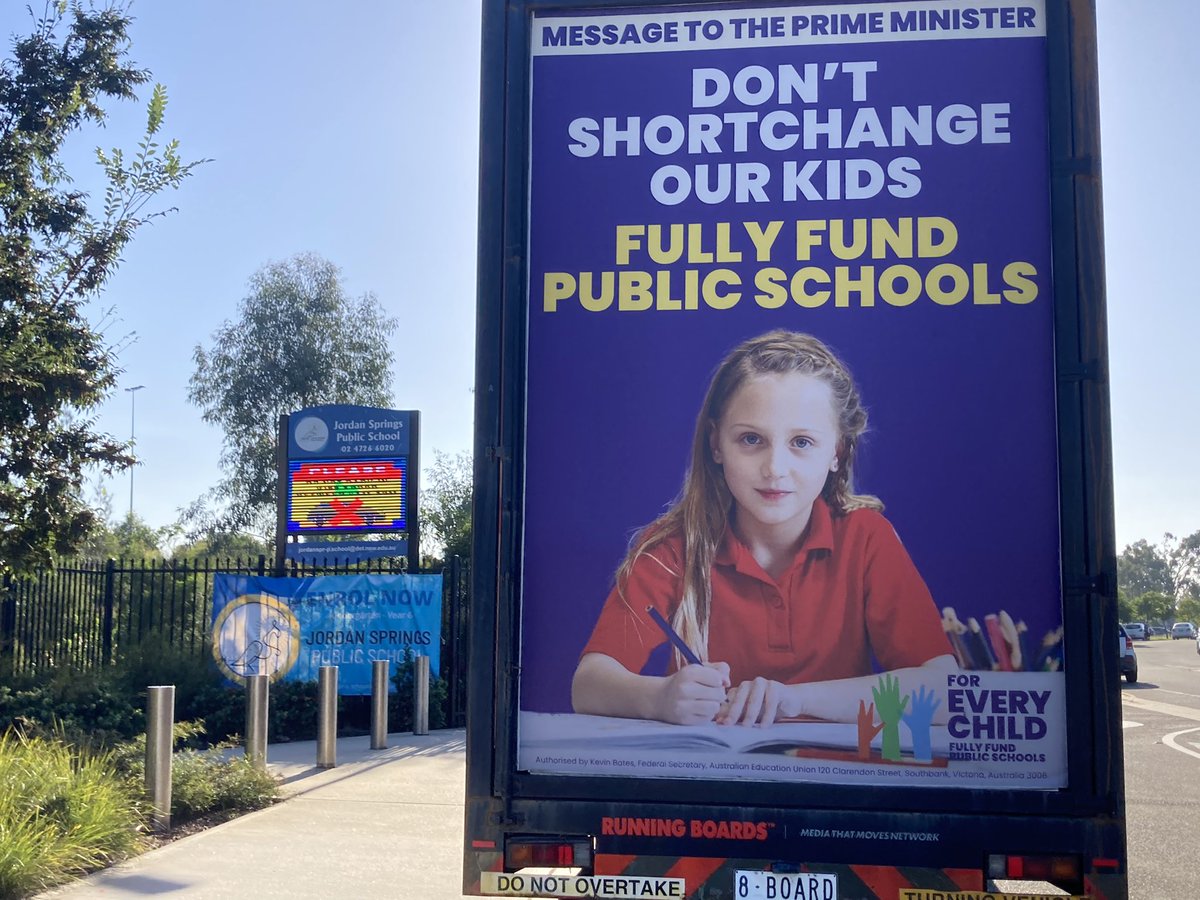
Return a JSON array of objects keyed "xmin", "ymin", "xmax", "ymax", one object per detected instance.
[
  {"xmin": 653, "ymin": 662, "xmax": 730, "ymax": 725},
  {"xmin": 720, "ymin": 676, "xmax": 789, "ymax": 726}
]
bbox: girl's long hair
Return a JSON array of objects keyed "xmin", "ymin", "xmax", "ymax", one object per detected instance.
[{"xmin": 615, "ymin": 330, "xmax": 880, "ymax": 666}]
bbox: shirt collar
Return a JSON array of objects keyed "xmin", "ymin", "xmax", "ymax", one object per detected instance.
[{"xmin": 715, "ymin": 496, "xmax": 835, "ymax": 575}]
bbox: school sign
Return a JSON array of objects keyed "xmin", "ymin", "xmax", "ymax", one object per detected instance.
[{"xmin": 211, "ymin": 573, "xmax": 442, "ymax": 694}]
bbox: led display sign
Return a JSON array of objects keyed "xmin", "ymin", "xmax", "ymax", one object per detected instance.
[
  {"xmin": 276, "ymin": 406, "xmax": 420, "ymax": 566},
  {"xmin": 286, "ymin": 458, "xmax": 407, "ymax": 534}
]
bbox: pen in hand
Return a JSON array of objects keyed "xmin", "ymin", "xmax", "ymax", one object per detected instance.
[{"xmin": 646, "ymin": 606, "xmax": 702, "ymax": 665}]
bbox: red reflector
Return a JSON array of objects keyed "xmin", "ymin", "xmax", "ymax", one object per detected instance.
[
  {"xmin": 1093, "ymin": 858, "xmax": 1120, "ymax": 870},
  {"xmin": 532, "ymin": 843, "xmax": 575, "ymax": 867},
  {"xmin": 1006, "ymin": 855, "xmax": 1080, "ymax": 882},
  {"xmin": 472, "ymin": 840, "xmax": 496, "ymax": 849},
  {"xmin": 506, "ymin": 840, "xmax": 580, "ymax": 869},
  {"xmin": 1023, "ymin": 858, "xmax": 1052, "ymax": 880}
]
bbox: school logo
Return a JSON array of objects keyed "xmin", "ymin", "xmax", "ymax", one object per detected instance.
[
  {"xmin": 211, "ymin": 593, "xmax": 301, "ymax": 684},
  {"xmin": 294, "ymin": 415, "xmax": 329, "ymax": 452}
]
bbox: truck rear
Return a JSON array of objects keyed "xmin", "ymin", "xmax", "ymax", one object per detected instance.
[{"xmin": 465, "ymin": 2, "xmax": 1126, "ymax": 898}]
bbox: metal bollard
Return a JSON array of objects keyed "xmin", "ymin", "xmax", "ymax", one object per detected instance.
[
  {"xmin": 370, "ymin": 659, "xmax": 389, "ymax": 750},
  {"xmin": 145, "ymin": 685, "xmax": 175, "ymax": 833},
  {"xmin": 245, "ymin": 674, "xmax": 269, "ymax": 770},
  {"xmin": 317, "ymin": 666, "xmax": 338, "ymax": 768},
  {"xmin": 413, "ymin": 654, "xmax": 430, "ymax": 736}
]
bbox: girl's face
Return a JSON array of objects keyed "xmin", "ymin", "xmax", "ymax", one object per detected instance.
[{"xmin": 709, "ymin": 372, "xmax": 840, "ymax": 544}]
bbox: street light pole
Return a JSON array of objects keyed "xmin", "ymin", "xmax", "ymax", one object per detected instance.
[{"xmin": 125, "ymin": 385, "xmax": 145, "ymax": 518}]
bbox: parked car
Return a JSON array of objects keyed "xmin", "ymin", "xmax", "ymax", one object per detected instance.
[
  {"xmin": 1171, "ymin": 622, "xmax": 1197, "ymax": 640},
  {"xmin": 1124, "ymin": 622, "xmax": 1146, "ymax": 640},
  {"xmin": 1119, "ymin": 624, "xmax": 1138, "ymax": 683},
  {"xmin": 1147, "ymin": 625, "xmax": 1167, "ymax": 637}
]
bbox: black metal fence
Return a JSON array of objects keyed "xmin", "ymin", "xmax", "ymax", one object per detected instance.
[{"xmin": 0, "ymin": 555, "xmax": 470, "ymax": 727}]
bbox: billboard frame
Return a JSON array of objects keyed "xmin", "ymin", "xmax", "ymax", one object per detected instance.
[{"xmin": 468, "ymin": 0, "xmax": 1122, "ymax": 880}]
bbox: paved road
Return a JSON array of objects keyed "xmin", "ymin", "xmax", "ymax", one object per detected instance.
[{"xmin": 1120, "ymin": 637, "xmax": 1200, "ymax": 900}]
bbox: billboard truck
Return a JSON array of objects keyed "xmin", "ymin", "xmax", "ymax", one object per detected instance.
[{"xmin": 466, "ymin": 1, "xmax": 1125, "ymax": 898}]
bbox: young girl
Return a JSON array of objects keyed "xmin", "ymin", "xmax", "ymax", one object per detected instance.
[{"xmin": 571, "ymin": 330, "xmax": 956, "ymax": 727}]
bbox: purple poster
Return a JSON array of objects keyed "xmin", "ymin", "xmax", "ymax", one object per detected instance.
[{"xmin": 517, "ymin": 1, "xmax": 1066, "ymax": 789}]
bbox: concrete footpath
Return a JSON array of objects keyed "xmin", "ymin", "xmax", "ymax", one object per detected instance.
[{"xmin": 38, "ymin": 729, "xmax": 481, "ymax": 899}]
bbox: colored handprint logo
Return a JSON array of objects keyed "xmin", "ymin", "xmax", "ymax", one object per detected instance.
[
  {"xmin": 871, "ymin": 674, "xmax": 909, "ymax": 762},
  {"xmin": 901, "ymin": 685, "xmax": 941, "ymax": 763},
  {"xmin": 856, "ymin": 700, "xmax": 884, "ymax": 760}
]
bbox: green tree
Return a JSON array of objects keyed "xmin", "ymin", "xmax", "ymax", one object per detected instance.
[
  {"xmin": 1132, "ymin": 591, "xmax": 1174, "ymax": 627},
  {"xmin": 173, "ymin": 530, "xmax": 268, "ymax": 561},
  {"xmin": 421, "ymin": 450, "xmax": 472, "ymax": 566},
  {"xmin": 1176, "ymin": 596, "xmax": 1200, "ymax": 626},
  {"xmin": 1163, "ymin": 531, "xmax": 1200, "ymax": 602},
  {"xmin": 0, "ymin": 3, "xmax": 202, "ymax": 576},
  {"xmin": 1117, "ymin": 539, "xmax": 1172, "ymax": 599},
  {"xmin": 78, "ymin": 512, "xmax": 165, "ymax": 559},
  {"xmin": 187, "ymin": 253, "xmax": 398, "ymax": 539},
  {"xmin": 1117, "ymin": 588, "xmax": 1135, "ymax": 625}
]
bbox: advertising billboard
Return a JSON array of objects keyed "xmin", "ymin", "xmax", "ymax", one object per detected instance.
[{"xmin": 517, "ymin": 0, "xmax": 1067, "ymax": 789}]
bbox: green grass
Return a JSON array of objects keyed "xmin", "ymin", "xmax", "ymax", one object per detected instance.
[{"xmin": 0, "ymin": 730, "xmax": 144, "ymax": 899}]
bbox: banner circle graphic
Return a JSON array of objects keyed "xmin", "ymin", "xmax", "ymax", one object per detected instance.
[{"xmin": 211, "ymin": 593, "xmax": 301, "ymax": 684}]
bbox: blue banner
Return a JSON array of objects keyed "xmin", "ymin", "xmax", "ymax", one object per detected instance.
[{"xmin": 210, "ymin": 573, "xmax": 442, "ymax": 694}]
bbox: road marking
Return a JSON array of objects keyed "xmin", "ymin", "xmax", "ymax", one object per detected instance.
[
  {"xmin": 1122, "ymin": 694, "xmax": 1200, "ymax": 722},
  {"xmin": 1154, "ymin": 688, "xmax": 1200, "ymax": 700},
  {"xmin": 1123, "ymin": 721, "xmax": 1143, "ymax": 729},
  {"xmin": 1164, "ymin": 726, "xmax": 1200, "ymax": 761}
]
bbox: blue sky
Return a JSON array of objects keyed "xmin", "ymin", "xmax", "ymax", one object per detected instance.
[
  {"xmin": 1, "ymin": 1, "xmax": 1193, "ymax": 550},
  {"xmin": 1094, "ymin": 0, "xmax": 1199, "ymax": 548},
  {"xmin": 2, "ymin": 0, "xmax": 482, "ymax": 540}
]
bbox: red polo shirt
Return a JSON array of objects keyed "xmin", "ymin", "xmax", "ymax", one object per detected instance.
[{"xmin": 581, "ymin": 498, "xmax": 952, "ymax": 686}]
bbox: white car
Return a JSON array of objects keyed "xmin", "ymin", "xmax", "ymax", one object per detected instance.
[
  {"xmin": 1124, "ymin": 622, "xmax": 1146, "ymax": 640},
  {"xmin": 1171, "ymin": 622, "xmax": 1197, "ymax": 640},
  {"xmin": 1119, "ymin": 624, "xmax": 1138, "ymax": 683}
]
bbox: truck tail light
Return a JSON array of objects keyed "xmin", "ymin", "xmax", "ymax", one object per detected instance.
[
  {"xmin": 988, "ymin": 853, "xmax": 1081, "ymax": 886},
  {"xmin": 505, "ymin": 836, "xmax": 593, "ymax": 872}
]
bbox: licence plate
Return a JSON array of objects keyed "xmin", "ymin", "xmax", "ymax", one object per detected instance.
[{"xmin": 735, "ymin": 870, "xmax": 837, "ymax": 900}]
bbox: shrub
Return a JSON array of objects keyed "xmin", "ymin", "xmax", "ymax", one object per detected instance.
[
  {"xmin": 0, "ymin": 730, "xmax": 144, "ymax": 898},
  {"xmin": 390, "ymin": 650, "xmax": 449, "ymax": 732},
  {"xmin": 111, "ymin": 636, "xmax": 223, "ymax": 721},
  {"xmin": 112, "ymin": 722, "xmax": 279, "ymax": 824},
  {"xmin": 0, "ymin": 668, "xmax": 144, "ymax": 748},
  {"xmin": 180, "ymin": 679, "xmax": 321, "ymax": 745},
  {"xmin": 170, "ymin": 752, "xmax": 278, "ymax": 820},
  {"xmin": 185, "ymin": 682, "xmax": 245, "ymax": 745},
  {"xmin": 268, "ymin": 680, "xmax": 320, "ymax": 741}
]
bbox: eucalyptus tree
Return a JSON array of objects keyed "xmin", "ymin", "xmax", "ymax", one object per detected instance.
[
  {"xmin": 422, "ymin": 450, "xmax": 473, "ymax": 566},
  {"xmin": 187, "ymin": 253, "xmax": 397, "ymax": 537}
]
